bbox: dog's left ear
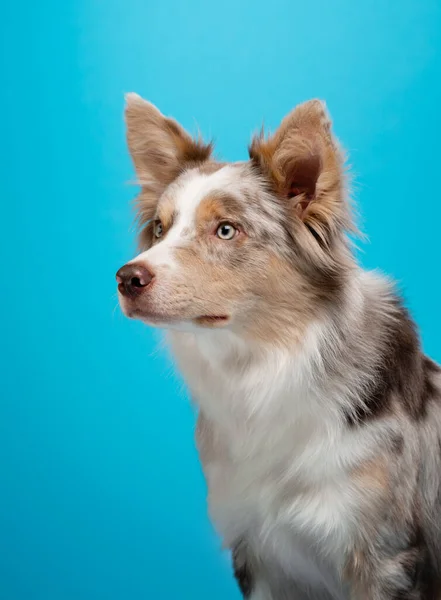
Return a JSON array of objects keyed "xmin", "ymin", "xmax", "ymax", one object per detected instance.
[{"xmin": 249, "ymin": 100, "xmax": 348, "ymax": 247}]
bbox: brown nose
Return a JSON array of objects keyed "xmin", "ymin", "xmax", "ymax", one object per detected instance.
[{"xmin": 116, "ymin": 264, "xmax": 154, "ymax": 298}]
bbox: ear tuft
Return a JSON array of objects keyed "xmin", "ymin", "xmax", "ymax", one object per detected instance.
[
  {"xmin": 125, "ymin": 92, "xmax": 144, "ymax": 105},
  {"xmin": 290, "ymin": 99, "xmax": 332, "ymax": 135},
  {"xmin": 163, "ymin": 118, "xmax": 213, "ymax": 164}
]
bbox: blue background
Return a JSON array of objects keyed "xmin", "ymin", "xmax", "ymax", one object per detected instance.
[{"xmin": 1, "ymin": 1, "xmax": 440, "ymax": 598}]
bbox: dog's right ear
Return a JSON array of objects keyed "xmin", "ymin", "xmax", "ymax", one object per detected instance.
[{"xmin": 125, "ymin": 93, "xmax": 212, "ymax": 226}]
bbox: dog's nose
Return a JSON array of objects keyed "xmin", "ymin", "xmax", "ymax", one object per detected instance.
[{"xmin": 116, "ymin": 264, "xmax": 154, "ymax": 298}]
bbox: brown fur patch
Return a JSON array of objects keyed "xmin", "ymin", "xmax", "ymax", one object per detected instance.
[
  {"xmin": 195, "ymin": 194, "xmax": 246, "ymax": 235},
  {"xmin": 195, "ymin": 196, "xmax": 225, "ymax": 226},
  {"xmin": 352, "ymin": 456, "xmax": 390, "ymax": 494}
]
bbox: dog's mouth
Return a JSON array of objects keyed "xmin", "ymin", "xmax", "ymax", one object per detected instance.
[
  {"xmin": 122, "ymin": 306, "xmax": 230, "ymax": 328},
  {"xmin": 194, "ymin": 315, "xmax": 230, "ymax": 328}
]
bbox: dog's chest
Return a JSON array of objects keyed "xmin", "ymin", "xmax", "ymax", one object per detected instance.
[
  {"xmin": 172, "ymin": 332, "xmax": 358, "ymax": 595},
  {"xmin": 200, "ymin": 412, "xmax": 353, "ymax": 600},
  {"xmin": 203, "ymin": 421, "xmax": 353, "ymax": 591},
  {"xmin": 200, "ymin": 417, "xmax": 354, "ymax": 582}
]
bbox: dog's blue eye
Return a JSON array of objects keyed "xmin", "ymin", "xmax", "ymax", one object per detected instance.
[
  {"xmin": 217, "ymin": 223, "xmax": 236, "ymax": 240},
  {"xmin": 154, "ymin": 221, "xmax": 163, "ymax": 238}
]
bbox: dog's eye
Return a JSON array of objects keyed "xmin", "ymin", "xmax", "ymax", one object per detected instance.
[
  {"xmin": 154, "ymin": 221, "xmax": 163, "ymax": 238},
  {"xmin": 216, "ymin": 223, "xmax": 236, "ymax": 240}
]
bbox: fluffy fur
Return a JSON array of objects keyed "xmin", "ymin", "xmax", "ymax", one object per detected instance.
[{"xmin": 117, "ymin": 94, "xmax": 441, "ymax": 599}]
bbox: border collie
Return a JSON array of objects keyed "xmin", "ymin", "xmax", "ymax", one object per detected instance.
[{"xmin": 117, "ymin": 94, "xmax": 441, "ymax": 599}]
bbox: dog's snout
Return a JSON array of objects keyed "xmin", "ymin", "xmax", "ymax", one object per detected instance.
[{"xmin": 116, "ymin": 264, "xmax": 154, "ymax": 298}]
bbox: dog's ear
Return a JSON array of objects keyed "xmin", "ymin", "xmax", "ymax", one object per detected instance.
[
  {"xmin": 249, "ymin": 100, "xmax": 348, "ymax": 247},
  {"xmin": 125, "ymin": 93, "xmax": 212, "ymax": 227}
]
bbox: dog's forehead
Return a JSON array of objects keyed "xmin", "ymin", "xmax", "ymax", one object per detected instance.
[
  {"xmin": 155, "ymin": 161, "xmax": 284, "ymax": 240},
  {"xmin": 163, "ymin": 164, "xmax": 245, "ymax": 218}
]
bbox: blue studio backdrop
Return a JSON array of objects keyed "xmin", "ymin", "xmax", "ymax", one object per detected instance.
[{"xmin": 1, "ymin": 1, "xmax": 440, "ymax": 599}]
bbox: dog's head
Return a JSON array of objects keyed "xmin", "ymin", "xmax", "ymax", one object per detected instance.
[{"xmin": 117, "ymin": 94, "xmax": 354, "ymax": 344}]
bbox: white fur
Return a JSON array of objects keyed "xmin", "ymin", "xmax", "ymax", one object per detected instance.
[{"xmin": 169, "ymin": 274, "xmax": 397, "ymax": 599}]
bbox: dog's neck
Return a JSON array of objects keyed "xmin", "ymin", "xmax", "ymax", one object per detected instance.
[
  {"xmin": 171, "ymin": 272, "xmax": 379, "ymax": 422},
  {"xmin": 168, "ymin": 269, "xmax": 390, "ymax": 444}
]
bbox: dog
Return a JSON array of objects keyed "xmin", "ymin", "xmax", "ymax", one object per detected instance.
[{"xmin": 116, "ymin": 93, "xmax": 441, "ymax": 599}]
